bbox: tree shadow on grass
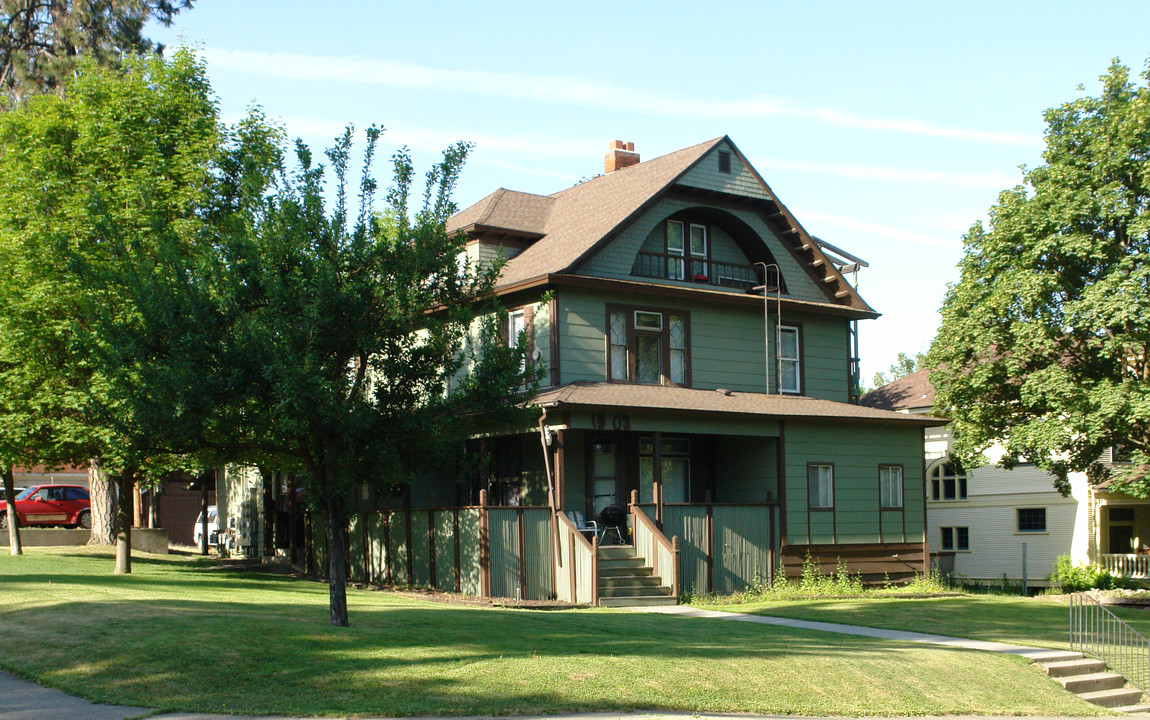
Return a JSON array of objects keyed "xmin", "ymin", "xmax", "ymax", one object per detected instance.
[{"xmin": 0, "ymin": 591, "xmax": 1075, "ymax": 718}]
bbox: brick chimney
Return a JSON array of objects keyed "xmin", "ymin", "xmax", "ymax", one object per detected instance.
[{"xmin": 604, "ymin": 140, "xmax": 639, "ymax": 173}]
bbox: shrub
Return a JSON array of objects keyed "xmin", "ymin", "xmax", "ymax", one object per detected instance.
[{"xmin": 1051, "ymin": 555, "xmax": 1113, "ymax": 592}]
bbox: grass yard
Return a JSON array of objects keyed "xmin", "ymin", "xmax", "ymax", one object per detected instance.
[
  {"xmin": 0, "ymin": 548, "xmax": 1111, "ymax": 718},
  {"xmin": 697, "ymin": 593, "xmax": 1150, "ymax": 651}
]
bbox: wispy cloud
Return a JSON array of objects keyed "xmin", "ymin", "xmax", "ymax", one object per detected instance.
[
  {"xmin": 797, "ymin": 210, "xmax": 963, "ymax": 249},
  {"xmin": 203, "ymin": 48, "xmax": 1041, "ymax": 149},
  {"xmin": 761, "ymin": 159, "xmax": 1018, "ymax": 189}
]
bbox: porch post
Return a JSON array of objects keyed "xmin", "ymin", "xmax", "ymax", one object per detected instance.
[{"xmin": 653, "ymin": 431, "xmax": 664, "ymax": 526}]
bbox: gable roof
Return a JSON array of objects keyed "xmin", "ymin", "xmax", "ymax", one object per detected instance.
[
  {"xmin": 448, "ymin": 136, "xmax": 873, "ymax": 313},
  {"xmin": 859, "ymin": 367, "xmax": 936, "ymax": 412}
]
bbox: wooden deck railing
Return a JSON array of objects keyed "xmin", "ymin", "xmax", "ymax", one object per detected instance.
[
  {"xmin": 554, "ymin": 511, "xmax": 597, "ymax": 604},
  {"xmin": 1099, "ymin": 553, "xmax": 1150, "ymax": 578},
  {"xmin": 629, "ymin": 493, "xmax": 680, "ymax": 598}
]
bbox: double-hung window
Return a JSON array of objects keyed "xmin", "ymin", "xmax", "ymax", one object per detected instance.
[
  {"xmin": 507, "ymin": 309, "xmax": 526, "ymax": 372},
  {"xmin": 778, "ymin": 325, "xmax": 801, "ymax": 394},
  {"xmin": 879, "ymin": 465, "xmax": 903, "ymax": 508},
  {"xmin": 666, "ymin": 220, "xmax": 708, "ymax": 281},
  {"xmin": 607, "ymin": 306, "xmax": 689, "ymax": 386},
  {"xmin": 808, "ymin": 464, "xmax": 833, "ymax": 509}
]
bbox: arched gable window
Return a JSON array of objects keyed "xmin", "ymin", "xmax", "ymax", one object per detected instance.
[{"xmin": 928, "ymin": 458, "xmax": 967, "ymax": 501}]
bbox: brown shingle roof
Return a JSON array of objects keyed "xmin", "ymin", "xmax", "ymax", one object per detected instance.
[
  {"xmin": 534, "ymin": 381, "xmax": 944, "ymax": 426},
  {"xmin": 446, "ymin": 188, "xmax": 554, "ymax": 238},
  {"xmin": 451, "ymin": 138, "xmax": 724, "ymax": 287},
  {"xmin": 858, "ymin": 368, "xmax": 936, "ymax": 411}
]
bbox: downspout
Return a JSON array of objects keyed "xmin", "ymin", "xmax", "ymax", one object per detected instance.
[{"xmin": 538, "ymin": 404, "xmax": 561, "ymax": 568}]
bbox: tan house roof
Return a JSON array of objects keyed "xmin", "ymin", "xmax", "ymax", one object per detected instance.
[
  {"xmin": 448, "ymin": 137, "xmax": 873, "ymax": 313},
  {"xmin": 859, "ymin": 368, "xmax": 936, "ymax": 412},
  {"xmin": 534, "ymin": 381, "xmax": 944, "ymax": 426}
]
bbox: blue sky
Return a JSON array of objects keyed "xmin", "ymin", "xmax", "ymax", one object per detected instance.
[{"xmin": 151, "ymin": 1, "xmax": 1150, "ymax": 384}]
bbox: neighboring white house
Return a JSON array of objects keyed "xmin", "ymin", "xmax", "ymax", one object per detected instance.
[{"xmin": 861, "ymin": 368, "xmax": 1116, "ymax": 586}]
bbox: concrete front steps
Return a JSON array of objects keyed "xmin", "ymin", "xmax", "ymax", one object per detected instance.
[
  {"xmin": 596, "ymin": 545, "xmax": 677, "ymax": 608},
  {"xmin": 1031, "ymin": 650, "xmax": 1148, "ymax": 711}
]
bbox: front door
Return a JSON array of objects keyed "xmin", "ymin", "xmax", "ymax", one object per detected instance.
[
  {"xmin": 1110, "ymin": 524, "xmax": 1136, "ymax": 554},
  {"xmin": 591, "ymin": 438, "xmax": 618, "ymax": 519}
]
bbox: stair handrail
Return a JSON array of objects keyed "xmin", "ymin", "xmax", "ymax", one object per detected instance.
[
  {"xmin": 628, "ymin": 492, "xmax": 680, "ymax": 598},
  {"xmin": 1070, "ymin": 591, "xmax": 1150, "ymax": 695},
  {"xmin": 555, "ymin": 511, "xmax": 598, "ymax": 605}
]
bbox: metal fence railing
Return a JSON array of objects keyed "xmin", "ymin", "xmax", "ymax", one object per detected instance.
[{"xmin": 1070, "ymin": 592, "xmax": 1150, "ymax": 695}]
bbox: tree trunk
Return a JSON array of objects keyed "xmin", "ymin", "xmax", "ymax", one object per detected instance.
[
  {"xmin": 200, "ymin": 481, "xmax": 209, "ymax": 556},
  {"xmin": 114, "ymin": 467, "xmax": 135, "ymax": 574},
  {"xmin": 325, "ymin": 502, "xmax": 349, "ymax": 627},
  {"xmin": 3, "ymin": 464, "xmax": 21, "ymax": 556},
  {"xmin": 87, "ymin": 459, "xmax": 116, "ymax": 545}
]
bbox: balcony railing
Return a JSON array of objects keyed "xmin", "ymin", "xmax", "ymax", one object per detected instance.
[
  {"xmin": 632, "ymin": 252, "xmax": 778, "ymax": 292},
  {"xmin": 1099, "ymin": 553, "xmax": 1150, "ymax": 578}
]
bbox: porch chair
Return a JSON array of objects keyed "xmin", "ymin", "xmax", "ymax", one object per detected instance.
[{"xmin": 565, "ymin": 511, "xmax": 603, "ymax": 543}]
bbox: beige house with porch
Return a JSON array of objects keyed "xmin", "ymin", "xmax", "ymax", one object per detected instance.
[{"xmin": 862, "ymin": 368, "xmax": 1147, "ymax": 585}]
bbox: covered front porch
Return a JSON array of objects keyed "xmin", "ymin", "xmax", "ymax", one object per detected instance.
[{"xmin": 1095, "ymin": 494, "xmax": 1150, "ymax": 579}]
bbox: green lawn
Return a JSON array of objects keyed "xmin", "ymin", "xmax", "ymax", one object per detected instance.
[
  {"xmin": 697, "ymin": 594, "xmax": 1150, "ymax": 651},
  {"xmin": 0, "ymin": 548, "xmax": 1112, "ymax": 717}
]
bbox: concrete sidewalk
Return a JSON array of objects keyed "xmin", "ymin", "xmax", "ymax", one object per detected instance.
[{"xmin": 635, "ymin": 605, "xmax": 1072, "ymax": 660}]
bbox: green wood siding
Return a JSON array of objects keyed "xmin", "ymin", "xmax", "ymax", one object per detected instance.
[
  {"xmin": 783, "ymin": 421, "xmax": 925, "ymax": 546},
  {"xmin": 556, "ymin": 288, "xmax": 848, "ymax": 402},
  {"xmin": 678, "ymin": 142, "xmax": 769, "ymax": 199},
  {"xmin": 576, "ymin": 197, "xmax": 828, "ymax": 305}
]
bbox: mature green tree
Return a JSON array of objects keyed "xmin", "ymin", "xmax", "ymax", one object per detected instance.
[
  {"xmin": 0, "ymin": 0, "xmax": 194, "ymax": 551},
  {"xmin": 930, "ymin": 59, "xmax": 1150, "ymax": 495},
  {"xmin": 0, "ymin": 0, "xmax": 191, "ymax": 100},
  {"xmin": 202, "ymin": 128, "xmax": 533, "ymax": 626},
  {"xmin": 869, "ymin": 351, "xmax": 927, "ymax": 392},
  {"xmin": 0, "ymin": 48, "xmax": 231, "ymax": 569}
]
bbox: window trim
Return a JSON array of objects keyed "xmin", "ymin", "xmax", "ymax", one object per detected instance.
[
  {"xmin": 879, "ymin": 464, "xmax": 904, "ymax": 509},
  {"xmin": 939, "ymin": 525, "xmax": 970, "ymax": 551},
  {"xmin": 807, "ymin": 462, "xmax": 834, "ymax": 510},
  {"xmin": 1016, "ymin": 507, "xmax": 1047, "ymax": 534},
  {"xmin": 777, "ymin": 323, "xmax": 803, "ymax": 395},
  {"xmin": 605, "ymin": 303, "xmax": 691, "ymax": 387},
  {"xmin": 664, "ymin": 218, "xmax": 713, "ymax": 282},
  {"xmin": 928, "ymin": 458, "xmax": 967, "ymax": 502}
]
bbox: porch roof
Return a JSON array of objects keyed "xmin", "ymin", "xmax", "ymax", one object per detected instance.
[{"xmin": 533, "ymin": 382, "xmax": 946, "ymax": 426}]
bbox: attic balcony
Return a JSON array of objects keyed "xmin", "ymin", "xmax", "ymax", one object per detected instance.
[{"xmin": 632, "ymin": 252, "xmax": 780, "ymax": 293}]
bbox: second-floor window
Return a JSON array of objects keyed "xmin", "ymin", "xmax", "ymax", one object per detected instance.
[
  {"xmin": 778, "ymin": 325, "xmax": 801, "ymax": 394},
  {"xmin": 507, "ymin": 308, "xmax": 528, "ymax": 373},
  {"xmin": 607, "ymin": 306, "xmax": 689, "ymax": 386}
]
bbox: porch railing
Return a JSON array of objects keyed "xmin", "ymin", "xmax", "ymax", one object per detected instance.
[
  {"xmin": 632, "ymin": 251, "xmax": 777, "ymax": 292},
  {"xmin": 1071, "ymin": 592, "xmax": 1150, "ymax": 695},
  {"xmin": 554, "ymin": 511, "xmax": 597, "ymax": 605},
  {"xmin": 629, "ymin": 498, "xmax": 679, "ymax": 598},
  {"xmin": 636, "ymin": 501, "xmax": 780, "ymax": 595},
  {"xmin": 310, "ymin": 491, "xmax": 555, "ymax": 601},
  {"xmin": 1099, "ymin": 553, "xmax": 1150, "ymax": 578}
]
